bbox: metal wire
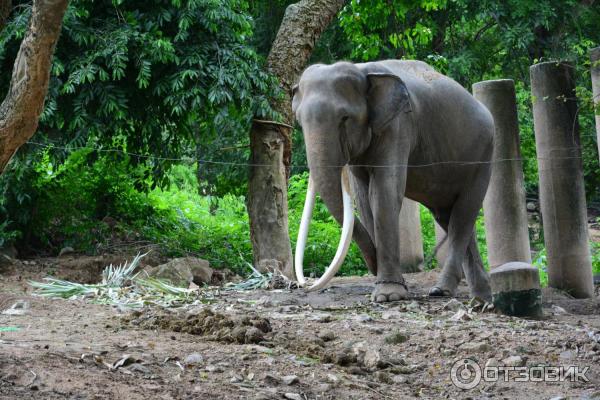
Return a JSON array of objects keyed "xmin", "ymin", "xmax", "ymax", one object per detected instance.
[{"xmin": 24, "ymin": 140, "xmax": 594, "ymax": 169}]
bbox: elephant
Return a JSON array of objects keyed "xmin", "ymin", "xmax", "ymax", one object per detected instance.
[{"xmin": 292, "ymin": 60, "xmax": 494, "ymax": 303}]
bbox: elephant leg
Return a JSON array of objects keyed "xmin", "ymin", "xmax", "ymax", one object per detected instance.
[
  {"xmin": 349, "ymin": 167, "xmax": 375, "ymax": 241},
  {"xmin": 349, "ymin": 167, "xmax": 377, "ymax": 275},
  {"xmin": 369, "ymin": 168, "xmax": 409, "ymax": 302},
  {"xmin": 428, "ymin": 210, "xmax": 462, "ymax": 297},
  {"xmin": 430, "ymin": 165, "xmax": 491, "ymax": 299},
  {"xmin": 464, "ymin": 232, "xmax": 492, "ymax": 301}
]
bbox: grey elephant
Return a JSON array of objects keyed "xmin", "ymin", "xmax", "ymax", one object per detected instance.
[{"xmin": 292, "ymin": 60, "xmax": 493, "ymax": 303}]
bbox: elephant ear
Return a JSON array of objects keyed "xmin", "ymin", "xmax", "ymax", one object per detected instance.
[{"xmin": 366, "ymin": 72, "xmax": 411, "ymax": 133}]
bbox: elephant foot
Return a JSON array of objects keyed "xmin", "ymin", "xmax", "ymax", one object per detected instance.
[
  {"xmin": 429, "ymin": 273, "xmax": 459, "ymax": 298},
  {"xmin": 371, "ymin": 281, "xmax": 408, "ymax": 303}
]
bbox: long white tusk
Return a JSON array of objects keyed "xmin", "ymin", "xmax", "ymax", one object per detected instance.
[
  {"xmin": 294, "ymin": 174, "xmax": 316, "ymax": 286},
  {"xmin": 301, "ymin": 165, "xmax": 355, "ymax": 292}
]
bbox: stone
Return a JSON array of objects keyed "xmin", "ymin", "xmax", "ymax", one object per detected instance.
[
  {"xmin": 284, "ymin": 393, "xmax": 303, "ymax": 400},
  {"xmin": 381, "ymin": 310, "xmax": 402, "ymax": 320},
  {"xmin": 145, "ymin": 257, "xmax": 213, "ymax": 287},
  {"xmin": 384, "ymin": 331, "xmax": 409, "ymax": 345},
  {"xmin": 282, "ymin": 375, "xmax": 299, "ymax": 385},
  {"xmin": 442, "ymin": 299, "xmax": 464, "ymax": 311},
  {"xmin": 460, "ymin": 342, "xmax": 492, "ymax": 353},
  {"xmin": 502, "ymin": 355, "xmax": 526, "ymax": 367},
  {"xmin": 183, "ymin": 353, "xmax": 204, "ymax": 366},
  {"xmin": 326, "ymin": 373, "xmax": 340, "ymax": 384},
  {"xmin": 352, "ymin": 342, "xmax": 382, "ymax": 370},
  {"xmin": 526, "ymin": 202, "xmax": 537, "ymax": 211},
  {"xmin": 318, "ymin": 331, "xmax": 336, "ymax": 342},
  {"xmin": 490, "ymin": 262, "xmax": 542, "ymax": 317},
  {"xmin": 58, "ymin": 246, "xmax": 75, "ymax": 257}
]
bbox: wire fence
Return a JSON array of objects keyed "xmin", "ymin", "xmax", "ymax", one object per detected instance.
[{"xmin": 24, "ymin": 139, "xmax": 597, "ymax": 170}]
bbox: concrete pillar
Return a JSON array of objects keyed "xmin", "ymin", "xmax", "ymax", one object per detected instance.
[
  {"xmin": 473, "ymin": 79, "xmax": 531, "ymax": 268},
  {"xmin": 590, "ymin": 47, "xmax": 600, "ymax": 162},
  {"xmin": 530, "ymin": 61, "xmax": 594, "ymax": 298},
  {"xmin": 434, "ymin": 221, "xmax": 448, "ymax": 267},
  {"xmin": 399, "ymin": 199, "xmax": 424, "ymax": 273}
]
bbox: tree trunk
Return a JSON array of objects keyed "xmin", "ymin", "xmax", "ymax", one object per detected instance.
[
  {"xmin": 0, "ymin": 0, "xmax": 11, "ymax": 32},
  {"xmin": 247, "ymin": 0, "xmax": 346, "ymax": 279},
  {"xmin": 0, "ymin": 0, "xmax": 69, "ymax": 174},
  {"xmin": 266, "ymin": 0, "xmax": 346, "ymax": 169}
]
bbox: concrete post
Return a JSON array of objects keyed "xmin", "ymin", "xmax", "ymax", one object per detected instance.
[
  {"xmin": 473, "ymin": 79, "xmax": 531, "ymax": 268},
  {"xmin": 590, "ymin": 47, "xmax": 600, "ymax": 162},
  {"xmin": 399, "ymin": 199, "xmax": 424, "ymax": 273},
  {"xmin": 434, "ymin": 221, "xmax": 448, "ymax": 267},
  {"xmin": 530, "ymin": 61, "xmax": 594, "ymax": 298}
]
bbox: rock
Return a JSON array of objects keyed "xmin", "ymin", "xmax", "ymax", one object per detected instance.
[
  {"xmin": 205, "ymin": 365, "xmax": 223, "ymax": 373},
  {"xmin": 326, "ymin": 373, "xmax": 340, "ymax": 384},
  {"xmin": 374, "ymin": 371, "xmax": 392, "ymax": 384},
  {"xmin": 485, "ymin": 358, "xmax": 501, "ymax": 368},
  {"xmin": 0, "ymin": 244, "xmax": 17, "ymax": 259},
  {"xmin": 184, "ymin": 353, "xmax": 204, "ymax": 366},
  {"xmin": 354, "ymin": 314, "xmax": 373, "ymax": 322},
  {"xmin": 460, "ymin": 342, "xmax": 492, "ymax": 353},
  {"xmin": 318, "ymin": 331, "xmax": 336, "ymax": 342},
  {"xmin": 146, "ymin": 257, "xmax": 212, "ymax": 287},
  {"xmin": 392, "ymin": 375, "xmax": 407, "ymax": 384},
  {"xmin": 526, "ymin": 202, "xmax": 537, "ymax": 211},
  {"xmin": 352, "ymin": 342, "xmax": 383, "ymax": 370},
  {"xmin": 0, "ymin": 253, "xmax": 13, "ymax": 269},
  {"xmin": 559, "ymin": 350, "xmax": 575, "ymax": 360},
  {"xmin": 384, "ymin": 331, "xmax": 409, "ymax": 345},
  {"xmin": 245, "ymin": 327, "xmax": 265, "ymax": 344},
  {"xmin": 284, "ymin": 393, "xmax": 303, "ymax": 400},
  {"xmin": 58, "ymin": 246, "xmax": 75, "ymax": 257},
  {"xmin": 282, "ymin": 375, "xmax": 299, "ymax": 385},
  {"xmin": 381, "ymin": 310, "xmax": 402, "ymax": 320},
  {"xmin": 551, "ymin": 305, "xmax": 568, "ymax": 315},
  {"xmin": 502, "ymin": 355, "xmax": 526, "ymax": 367},
  {"xmin": 442, "ymin": 299, "xmax": 465, "ymax": 311},
  {"xmin": 1, "ymin": 300, "xmax": 29, "ymax": 316},
  {"xmin": 450, "ymin": 309, "xmax": 472, "ymax": 321}
]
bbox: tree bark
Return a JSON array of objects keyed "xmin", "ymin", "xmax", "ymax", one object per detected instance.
[
  {"xmin": 0, "ymin": 0, "xmax": 69, "ymax": 173},
  {"xmin": 0, "ymin": 0, "xmax": 11, "ymax": 32},
  {"xmin": 266, "ymin": 0, "xmax": 346, "ymax": 169},
  {"xmin": 247, "ymin": 0, "xmax": 346, "ymax": 279}
]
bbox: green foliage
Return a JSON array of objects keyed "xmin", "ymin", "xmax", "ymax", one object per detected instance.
[{"xmin": 0, "ymin": 0, "xmax": 280, "ymax": 188}]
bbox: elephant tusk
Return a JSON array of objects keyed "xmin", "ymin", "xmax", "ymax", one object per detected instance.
[
  {"xmin": 296, "ymin": 165, "xmax": 355, "ymax": 292},
  {"xmin": 294, "ymin": 173, "xmax": 316, "ymax": 286}
]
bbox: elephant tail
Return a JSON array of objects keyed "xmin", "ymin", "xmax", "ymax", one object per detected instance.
[{"xmin": 422, "ymin": 232, "xmax": 448, "ymax": 269}]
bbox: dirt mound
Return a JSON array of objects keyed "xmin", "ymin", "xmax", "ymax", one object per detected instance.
[{"xmin": 122, "ymin": 308, "xmax": 272, "ymax": 344}]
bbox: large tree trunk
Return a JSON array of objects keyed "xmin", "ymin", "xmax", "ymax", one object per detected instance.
[
  {"xmin": 0, "ymin": 0, "xmax": 69, "ymax": 173},
  {"xmin": 247, "ymin": 0, "xmax": 346, "ymax": 279}
]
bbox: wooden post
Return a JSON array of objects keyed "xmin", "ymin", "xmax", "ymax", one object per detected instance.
[
  {"xmin": 530, "ymin": 61, "xmax": 594, "ymax": 298},
  {"xmin": 473, "ymin": 79, "xmax": 531, "ymax": 268},
  {"xmin": 590, "ymin": 47, "xmax": 600, "ymax": 163}
]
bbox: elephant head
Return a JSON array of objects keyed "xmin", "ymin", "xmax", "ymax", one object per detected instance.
[{"xmin": 292, "ymin": 62, "xmax": 412, "ymax": 290}]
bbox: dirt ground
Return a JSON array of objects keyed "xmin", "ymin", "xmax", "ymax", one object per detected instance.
[{"xmin": 1, "ymin": 258, "xmax": 600, "ymax": 400}]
